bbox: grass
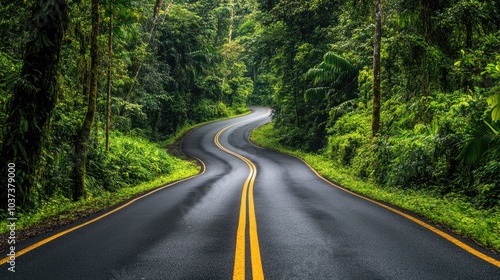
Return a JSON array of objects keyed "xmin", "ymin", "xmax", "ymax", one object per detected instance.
[{"xmin": 251, "ymin": 122, "xmax": 500, "ymax": 252}]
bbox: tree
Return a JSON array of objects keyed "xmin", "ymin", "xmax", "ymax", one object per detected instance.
[
  {"xmin": 106, "ymin": 0, "xmax": 114, "ymax": 152},
  {"xmin": 0, "ymin": 0, "xmax": 69, "ymax": 208},
  {"xmin": 72, "ymin": 0, "xmax": 100, "ymax": 201},
  {"xmin": 372, "ymin": 0, "xmax": 382, "ymax": 137}
]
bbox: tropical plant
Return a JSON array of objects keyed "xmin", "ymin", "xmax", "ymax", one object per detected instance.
[
  {"xmin": 460, "ymin": 121, "xmax": 500, "ymax": 164},
  {"xmin": 305, "ymin": 52, "xmax": 358, "ymax": 105},
  {"xmin": 484, "ymin": 61, "xmax": 500, "ymax": 121}
]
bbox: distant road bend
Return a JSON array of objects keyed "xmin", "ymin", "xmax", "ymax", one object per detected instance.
[{"xmin": 1, "ymin": 107, "xmax": 499, "ymax": 279}]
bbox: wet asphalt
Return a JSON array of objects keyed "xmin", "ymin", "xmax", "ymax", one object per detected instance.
[{"xmin": 0, "ymin": 107, "xmax": 499, "ymax": 279}]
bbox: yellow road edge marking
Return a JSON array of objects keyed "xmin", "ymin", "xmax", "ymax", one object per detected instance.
[
  {"xmin": 296, "ymin": 157, "xmax": 500, "ymax": 268},
  {"xmin": 0, "ymin": 159, "xmax": 206, "ymax": 266},
  {"xmin": 213, "ymin": 114, "xmax": 267, "ymax": 280}
]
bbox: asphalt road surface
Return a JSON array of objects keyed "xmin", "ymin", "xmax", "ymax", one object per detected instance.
[{"xmin": 1, "ymin": 107, "xmax": 499, "ymax": 279}]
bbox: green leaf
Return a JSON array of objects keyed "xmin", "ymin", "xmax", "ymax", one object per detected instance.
[
  {"xmin": 459, "ymin": 121, "xmax": 500, "ymax": 164},
  {"xmin": 305, "ymin": 52, "xmax": 358, "ymax": 102},
  {"xmin": 491, "ymin": 105, "xmax": 500, "ymax": 122},
  {"xmin": 487, "ymin": 93, "xmax": 500, "ymax": 121}
]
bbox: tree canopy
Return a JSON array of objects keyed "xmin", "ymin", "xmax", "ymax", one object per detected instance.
[{"xmin": 0, "ymin": 0, "xmax": 499, "ymax": 211}]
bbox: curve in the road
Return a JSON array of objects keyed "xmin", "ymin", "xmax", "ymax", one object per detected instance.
[
  {"xmin": 0, "ymin": 116, "xmax": 218, "ymax": 267},
  {"xmin": 213, "ymin": 114, "xmax": 269, "ymax": 280},
  {"xmin": 0, "ymin": 110, "xmax": 271, "ymax": 277},
  {"xmin": 1, "ymin": 107, "xmax": 499, "ymax": 280}
]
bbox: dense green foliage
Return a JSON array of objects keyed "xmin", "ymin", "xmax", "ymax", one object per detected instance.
[
  {"xmin": 0, "ymin": 0, "xmax": 258, "ymax": 211},
  {"xmin": 251, "ymin": 123, "xmax": 500, "ymax": 251},
  {"xmin": 47, "ymin": 133, "xmax": 177, "ymax": 197},
  {"xmin": 249, "ymin": 0, "xmax": 500, "ymax": 209},
  {"xmin": 0, "ymin": 144, "xmax": 200, "ymax": 234}
]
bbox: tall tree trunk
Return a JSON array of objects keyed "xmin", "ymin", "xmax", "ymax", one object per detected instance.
[
  {"xmin": 372, "ymin": 0, "xmax": 382, "ymax": 137},
  {"xmin": 106, "ymin": 0, "xmax": 114, "ymax": 152},
  {"xmin": 421, "ymin": 0, "xmax": 430, "ymax": 97},
  {"xmin": 420, "ymin": 0, "xmax": 430, "ymax": 42},
  {"xmin": 252, "ymin": 65, "xmax": 257, "ymax": 97},
  {"xmin": 72, "ymin": 0, "xmax": 99, "ymax": 201},
  {"xmin": 253, "ymin": 65, "xmax": 257, "ymax": 83},
  {"xmin": 228, "ymin": 0, "xmax": 235, "ymax": 42},
  {"xmin": 0, "ymin": 0, "xmax": 69, "ymax": 209}
]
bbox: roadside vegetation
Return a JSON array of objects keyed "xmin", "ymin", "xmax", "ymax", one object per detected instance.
[
  {"xmin": 244, "ymin": 0, "xmax": 500, "ymax": 251},
  {"xmin": 0, "ymin": 108, "xmax": 251, "ymax": 240},
  {"xmin": 252, "ymin": 122, "xmax": 500, "ymax": 252}
]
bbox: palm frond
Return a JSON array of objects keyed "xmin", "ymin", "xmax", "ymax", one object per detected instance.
[
  {"xmin": 304, "ymin": 87, "xmax": 329, "ymax": 102},
  {"xmin": 459, "ymin": 121, "xmax": 500, "ymax": 164},
  {"xmin": 305, "ymin": 68, "xmax": 326, "ymax": 84},
  {"xmin": 331, "ymin": 99, "xmax": 357, "ymax": 120},
  {"xmin": 305, "ymin": 52, "xmax": 358, "ymax": 103},
  {"xmin": 323, "ymin": 52, "xmax": 356, "ymax": 73}
]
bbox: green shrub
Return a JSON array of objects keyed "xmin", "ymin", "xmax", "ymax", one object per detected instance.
[
  {"xmin": 326, "ymin": 110, "xmax": 369, "ymax": 160},
  {"xmin": 473, "ymin": 160, "xmax": 500, "ymax": 208},
  {"xmin": 386, "ymin": 133, "xmax": 435, "ymax": 189},
  {"xmin": 86, "ymin": 135, "xmax": 175, "ymax": 194},
  {"xmin": 192, "ymin": 99, "xmax": 235, "ymax": 122},
  {"xmin": 327, "ymin": 132, "xmax": 366, "ymax": 166}
]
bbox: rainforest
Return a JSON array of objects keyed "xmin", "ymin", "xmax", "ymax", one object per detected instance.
[{"xmin": 0, "ymin": 0, "xmax": 499, "ymax": 250}]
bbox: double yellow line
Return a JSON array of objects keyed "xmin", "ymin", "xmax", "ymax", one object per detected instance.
[{"xmin": 214, "ymin": 118, "xmax": 265, "ymax": 280}]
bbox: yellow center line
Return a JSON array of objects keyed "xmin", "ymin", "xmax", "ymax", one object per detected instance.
[
  {"xmin": 213, "ymin": 114, "xmax": 267, "ymax": 280},
  {"xmin": 247, "ymin": 160, "xmax": 264, "ymax": 279}
]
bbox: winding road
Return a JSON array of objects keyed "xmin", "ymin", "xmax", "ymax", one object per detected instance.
[{"xmin": 1, "ymin": 107, "xmax": 499, "ymax": 279}]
